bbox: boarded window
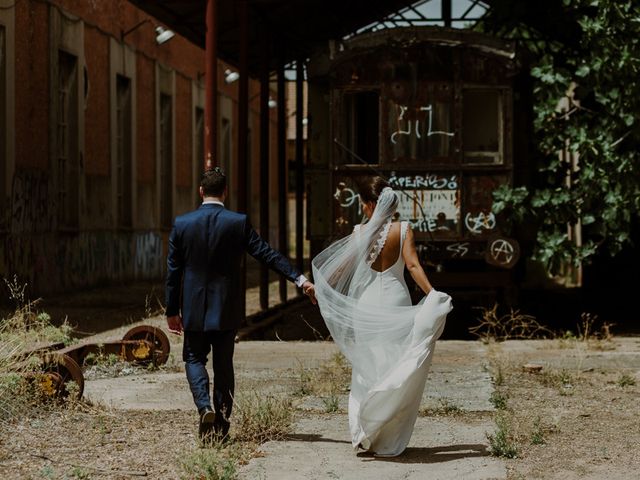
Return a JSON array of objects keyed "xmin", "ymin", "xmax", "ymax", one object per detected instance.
[
  {"xmin": 194, "ymin": 107, "xmax": 204, "ymax": 205},
  {"xmin": 57, "ymin": 50, "xmax": 79, "ymax": 229},
  {"xmin": 159, "ymin": 93, "xmax": 173, "ymax": 227},
  {"xmin": 116, "ymin": 75, "xmax": 132, "ymax": 227},
  {"xmin": 463, "ymin": 90, "xmax": 502, "ymax": 164},
  {"xmin": 341, "ymin": 91, "xmax": 379, "ymax": 164}
]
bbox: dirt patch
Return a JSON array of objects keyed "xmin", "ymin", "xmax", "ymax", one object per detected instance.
[
  {"xmin": 0, "ymin": 407, "xmax": 199, "ymax": 479},
  {"xmin": 486, "ymin": 337, "xmax": 640, "ymax": 480}
]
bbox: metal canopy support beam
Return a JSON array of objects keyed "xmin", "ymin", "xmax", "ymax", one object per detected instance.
[
  {"xmin": 295, "ymin": 59, "xmax": 304, "ymax": 281},
  {"xmin": 277, "ymin": 54, "xmax": 288, "ymax": 303},
  {"xmin": 443, "ymin": 0, "xmax": 452, "ymax": 27},
  {"xmin": 237, "ymin": 0, "xmax": 248, "ymax": 322},
  {"xmin": 204, "ymin": 0, "xmax": 218, "ymax": 169},
  {"xmin": 259, "ymin": 29, "xmax": 270, "ymax": 311}
]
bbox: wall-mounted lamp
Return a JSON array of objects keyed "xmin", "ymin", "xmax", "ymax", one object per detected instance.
[
  {"xmin": 224, "ymin": 69, "xmax": 240, "ymax": 84},
  {"xmin": 302, "ymin": 117, "xmax": 308, "ymax": 125},
  {"xmin": 268, "ymin": 97, "xmax": 277, "ymax": 109},
  {"xmin": 155, "ymin": 26, "xmax": 175, "ymax": 45},
  {"xmin": 121, "ymin": 19, "xmax": 175, "ymax": 46}
]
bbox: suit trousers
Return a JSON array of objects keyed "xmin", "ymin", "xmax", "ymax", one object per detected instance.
[{"xmin": 183, "ymin": 329, "xmax": 236, "ymax": 435}]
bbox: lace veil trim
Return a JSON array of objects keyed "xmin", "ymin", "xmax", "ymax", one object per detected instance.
[{"xmin": 366, "ymin": 218, "xmax": 393, "ymax": 266}]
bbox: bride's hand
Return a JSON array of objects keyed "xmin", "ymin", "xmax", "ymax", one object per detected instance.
[{"xmin": 302, "ymin": 281, "xmax": 317, "ymax": 305}]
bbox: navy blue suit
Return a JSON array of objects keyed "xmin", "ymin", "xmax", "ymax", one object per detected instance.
[{"xmin": 165, "ymin": 203, "xmax": 301, "ymax": 432}]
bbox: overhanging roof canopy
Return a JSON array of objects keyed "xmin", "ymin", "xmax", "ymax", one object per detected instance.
[
  {"xmin": 128, "ymin": 0, "xmax": 459, "ymax": 71},
  {"xmin": 128, "ymin": 0, "xmax": 579, "ymax": 73}
]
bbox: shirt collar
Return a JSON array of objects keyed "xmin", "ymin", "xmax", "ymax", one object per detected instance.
[{"xmin": 202, "ymin": 200, "xmax": 224, "ymax": 207}]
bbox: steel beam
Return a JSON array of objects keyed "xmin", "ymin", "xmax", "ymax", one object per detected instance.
[
  {"xmin": 443, "ymin": 0, "xmax": 452, "ymax": 27},
  {"xmin": 295, "ymin": 59, "xmax": 304, "ymax": 280},
  {"xmin": 237, "ymin": 0, "xmax": 249, "ymax": 321},
  {"xmin": 259, "ymin": 29, "xmax": 270, "ymax": 310},
  {"xmin": 277, "ymin": 54, "xmax": 288, "ymax": 303},
  {"xmin": 204, "ymin": 0, "xmax": 218, "ymax": 169}
]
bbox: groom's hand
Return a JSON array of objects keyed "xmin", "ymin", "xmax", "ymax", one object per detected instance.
[
  {"xmin": 167, "ymin": 314, "xmax": 183, "ymax": 335},
  {"xmin": 302, "ymin": 281, "xmax": 317, "ymax": 305}
]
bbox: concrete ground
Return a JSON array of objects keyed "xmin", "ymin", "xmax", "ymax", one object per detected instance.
[{"xmin": 85, "ymin": 340, "xmax": 506, "ymax": 480}]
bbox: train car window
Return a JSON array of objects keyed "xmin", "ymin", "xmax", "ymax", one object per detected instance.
[
  {"xmin": 342, "ymin": 91, "xmax": 380, "ymax": 164},
  {"xmin": 385, "ymin": 84, "xmax": 454, "ymax": 164},
  {"xmin": 463, "ymin": 89, "xmax": 503, "ymax": 164}
]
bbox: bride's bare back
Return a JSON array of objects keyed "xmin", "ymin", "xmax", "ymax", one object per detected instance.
[{"xmin": 371, "ymin": 222, "xmax": 402, "ymax": 272}]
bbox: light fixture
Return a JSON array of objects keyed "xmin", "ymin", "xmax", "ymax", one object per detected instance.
[
  {"xmin": 268, "ymin": 97, "xmax": 277, "ymax": 109},
  {"xmin": 302, "ymin": 117, "xmax": 309, "ymax": 125},
  {"xmin": 224, "ymin": 69, "xmax": 240, "ymax": 84},
  {"xmin": 155, "ymin": 26, "xmax": 175, "ymax": 45}
]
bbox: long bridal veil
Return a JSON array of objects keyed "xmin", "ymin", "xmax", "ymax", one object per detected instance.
[{"xmin": 311, "ymin": 187, "xmax": 453, "ymax": 410}]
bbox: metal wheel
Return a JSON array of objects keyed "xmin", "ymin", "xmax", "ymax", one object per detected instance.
[
  {"xmin": 122, "ymin": 325, "xmax": 171, "ymax": 366},
  {"xmin": 40, "ymin": 353, "xmax": 85, "ymax": 400}
]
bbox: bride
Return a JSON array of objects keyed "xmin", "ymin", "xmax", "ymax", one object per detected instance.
[{"xmin": 311, "ymin": 176, "xmax": 453, "ymax": 457}]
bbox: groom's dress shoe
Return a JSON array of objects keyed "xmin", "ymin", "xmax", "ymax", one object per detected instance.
[{"xmin": 199, "ymin": 407, "xmax": 216, "ymax": 441}]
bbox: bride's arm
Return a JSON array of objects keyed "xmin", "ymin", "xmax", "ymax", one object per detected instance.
[{"xmin": 402, "ymin": 226, "xmax": 434, "ymax": 295}]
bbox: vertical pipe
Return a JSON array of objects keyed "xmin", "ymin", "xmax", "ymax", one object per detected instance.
[
  {"xmin": 204, "ymin": 0, "xmax": 218, "ymax": 169},
  {"xmin": 295, "ymin": 59, "xmax": 304, "ymax": 279},
  {"xmin": 259, "ymin": 30, "xmax": 270, "ymax": 311},
  {"xmin": 277, "ymin": 53, "xmax": 288, "ymax": 303},
  {"xmin": 237, "ymin": 0, "xmax": 249, "ymax": 321},
  {"xmin": 442, "ymin": 0, "xmax": 452, "ymax": 27},
  {"xmin": 237, "ymin": 0, "xmax": 249, "ymax": 214}
]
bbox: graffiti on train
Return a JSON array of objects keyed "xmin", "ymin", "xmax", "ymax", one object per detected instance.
[{"xmin": 390, "ymin": 104, "xmax": 455, "ymax": 144}]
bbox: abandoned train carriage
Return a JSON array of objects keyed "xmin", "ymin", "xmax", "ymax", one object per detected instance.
[{"xmin": 306, "ymin": 27, "xmax": 533, "ymax": 297}]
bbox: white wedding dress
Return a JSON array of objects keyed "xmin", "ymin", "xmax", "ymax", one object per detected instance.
[
  {"xmin": 312, "ymin": 188, "xmax": 452, "ymax": 458},
  {"xmin": 348, "ymin": 222, "xmax": 448, "ymax": 456}
]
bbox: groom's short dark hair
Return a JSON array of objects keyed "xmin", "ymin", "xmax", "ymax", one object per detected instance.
[{"xmin": 201, "ymin": 167, "xmax": 227, "ymax": 196}]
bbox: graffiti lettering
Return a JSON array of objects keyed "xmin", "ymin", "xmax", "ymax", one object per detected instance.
[
  {"xmin": 334, "ymin": 186, "xmax": 362, "ymax": 216},
  {"xmin": 388, "ymin": 173, "xmax": 458, "ymax": 190},
  {"xmin": 390, "ymin": 104, "xmax": 454, "ymax": 144},
  {"xmin": 464, "ymin": 212, "xmax": 496, "ymax": 234},
  {"xmin": 446, "ymin": 242, "xmax": 470, "ymax": 258}
]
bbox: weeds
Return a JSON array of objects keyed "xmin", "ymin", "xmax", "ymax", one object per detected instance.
[
  {"xmin": 469, "ymin": 304, "xmax": 554, "ymax": 342},
  {"xmin": 490, "ymin": 390, "xmax": 508, "ymax": 410},
  {"xmin": 617, "ymin": 374, "xmax": 636, "ymax": 387},
  {"xmin": 0, "ymin": 276, "xmax": 78, "ymax": 424},
  {"xmin": 488, "ymin": 413, "xmax": 518, "ymax": 458},
  {"xmin": 421, "ymin": 398, "xmax": 465, "ymax": 417},
  {"xmin": 232, "ymin": 393, "xmax": 294, "ymax": 444},
  {"xmin": 180, "ymin": 447, "xmax": 238, "ymax": 480},
  {"xmin": 322, "ymin": 393, "xmax": 340, "ymax": 413},
  {"xmin": 530, "ymin": 416, "xmax": 545, "ymax": 445}
]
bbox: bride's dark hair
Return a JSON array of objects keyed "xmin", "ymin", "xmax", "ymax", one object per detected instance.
[{"xmin": 358, "ymin": 176, "xmax": 389, "ymax": 203}]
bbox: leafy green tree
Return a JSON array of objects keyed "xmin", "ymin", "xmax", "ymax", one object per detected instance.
[{"xmin": 483, "ymin": 0, "xmax": 640, "ymax": 274}]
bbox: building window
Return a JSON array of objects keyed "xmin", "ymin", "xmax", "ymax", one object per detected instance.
[
  {"xmin": 220, "ymin": 116, "xmax": 231, "ymax": 176},
  {"xmin": 0, "ymin": 26, "xmax": 6, "ymax": 201},
  {"xmin": 463, "ymin": 89, "xmax": 503, "ymax": 164},
  {"xmin": 116, "ymin": 74, "xmax": 132, "ymax": 227},
  {"xmin": 159, "ymin": 93, "xmax": 173, "ymax": 227},
  {"xmin": 195, "ymin": 108, "xmax": 204, "ymax": 166},
  {"xmin": 57, "ymin": 50, "xmax": 79, "ymax": 229},
  {"xmin": 341, "ymin": 91, "xmax": 379, "ymax": 165}
]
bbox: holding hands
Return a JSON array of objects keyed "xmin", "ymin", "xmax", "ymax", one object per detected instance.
[{"xmin": 302, "ymin": 280, "xmax": 317, "ymax": 305}]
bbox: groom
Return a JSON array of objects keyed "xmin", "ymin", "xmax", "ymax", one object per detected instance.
[{"xmin": 165, "ymin": 167, "xmax": 316, "ymax": 441}]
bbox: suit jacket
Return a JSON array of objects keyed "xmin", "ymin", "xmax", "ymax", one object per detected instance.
[{"xmin": 165, "ymin": 203, "xmax": 300, "ymax": 331}]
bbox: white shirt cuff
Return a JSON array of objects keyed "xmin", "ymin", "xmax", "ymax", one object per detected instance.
[{"xmin": 295, "ymin": 274, "xmax": 308, "ymax": 288}]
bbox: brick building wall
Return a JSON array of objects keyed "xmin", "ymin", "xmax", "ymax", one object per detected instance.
[{"xmin": 0, "ymin": 0, "xmax": 283, "ymax": 297}]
